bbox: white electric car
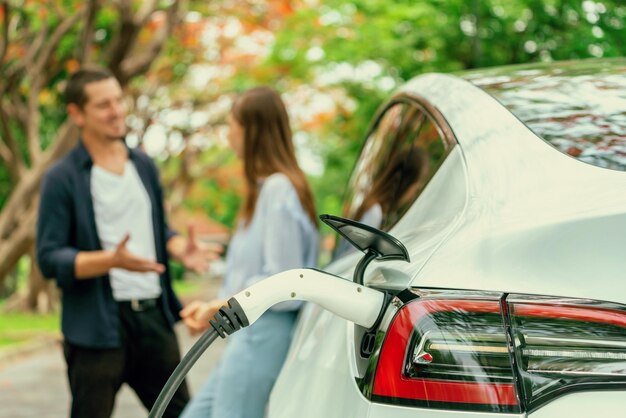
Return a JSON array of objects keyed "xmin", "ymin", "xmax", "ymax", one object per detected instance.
[{"xmin": 268, "ymin": 58, "xmax": 626, "ymax": 417}]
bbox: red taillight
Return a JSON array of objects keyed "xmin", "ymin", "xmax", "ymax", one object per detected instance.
[
  {"xmin": 367, "ymin": 293, "xmax": 626, "ymax": 413},
  {"xmin": 508, "ymin": 299, "xmax": 626, "ymax": 412},
  {"xmin": 371, "ymin": 299, "xmax": 520, "ymax": 413}
]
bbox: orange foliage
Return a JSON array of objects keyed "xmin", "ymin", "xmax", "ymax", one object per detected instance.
[
  {"xmin": 66, "ymin": 59, "xmax": 80, "ymax": 74},
  {"xmin": 147, "ymin": 10, "xmax": 166, "ymax": 31},
  {"xmin": 222, "ymin": 50, "xmax": 261, "ymax": 66},
  {"xmin": 181, "ymin": 20, "xmax": 205, "ymax": 49},
  {"xmin": 301, "ymin": 111, "xmax": 335, "ymax": 130},
  {"xmin": 273, "ymin": 0, "xmax": 295, "ymax": 17},
  {"xmin": 7, "ymin": 44, "xmax": 26, "ymax": 59},
  {"xmin": 137, "ymin": 11, "xmax": 165, "ymax": 43}
]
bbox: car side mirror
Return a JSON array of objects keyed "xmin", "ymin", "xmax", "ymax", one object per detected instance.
[{"xmin": 320, "ymin": 214, "xmax": 410, "ymax": 285}]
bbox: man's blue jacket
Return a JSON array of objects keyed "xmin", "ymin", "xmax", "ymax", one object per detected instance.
[{"xmin": 37, "ymin": 140, "xmax": 183, "ymax": 348}]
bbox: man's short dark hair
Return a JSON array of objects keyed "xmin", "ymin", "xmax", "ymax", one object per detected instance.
[{"xmin": 64, "ymin": 67, "xmax": 115, "ymax": 108}]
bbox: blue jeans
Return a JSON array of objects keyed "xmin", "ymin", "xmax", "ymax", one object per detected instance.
[{"xmin": 180, "ymin": 310, "xmax": 297, "ymax": 418}]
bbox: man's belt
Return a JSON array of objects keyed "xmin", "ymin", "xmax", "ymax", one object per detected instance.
[{"xmin": 119, "ymin": 298, "xmax": 160, "ymax": 312}]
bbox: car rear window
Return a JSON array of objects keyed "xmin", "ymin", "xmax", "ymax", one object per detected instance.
[{"xmin": 462, "ymin": 59, "xmax": 626, "ymax": 171}]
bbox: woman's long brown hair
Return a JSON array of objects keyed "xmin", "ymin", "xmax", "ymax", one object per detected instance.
[
  {"xmin": 353, "ymin": 145, "xmax": 427, "ymax": 223},
  {"xmin": 232, "ymin": 86, "xmax": 317, "ymax": 226}
]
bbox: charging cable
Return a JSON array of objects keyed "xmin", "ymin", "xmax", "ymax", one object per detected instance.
[{"xmin": 148, "ymin": 268, "xmax": 386, "ymax": 418}]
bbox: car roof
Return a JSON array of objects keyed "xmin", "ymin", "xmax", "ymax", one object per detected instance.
[{"xmin": 385, "ymin": 63, "xmax": 626, "ymax": 305}]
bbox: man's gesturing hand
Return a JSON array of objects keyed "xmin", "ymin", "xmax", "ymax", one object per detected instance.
[
  {"xmin": 114, "ymin": 233, "xmax": 165, "ymax": 273},
  {"xmin": 170, "ymin": 225, "xmax": 223, "ymax": 274},
  {"xmin": 74, "ymin": 233, "xmax": 165, "ymax": 279}
]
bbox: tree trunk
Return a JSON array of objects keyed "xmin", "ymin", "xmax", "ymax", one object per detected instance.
[
  {"xmin": 26, "ymin": 243, "xmax": 58, "ymax": 313},
  {"xmin": 0, "ymin": 123, "xmax": 77, "ymax": 288},
  {"xmin": 2, "ymin": 243, "xmax": 58, "ymax": 313},
  {"xmin": 0, "ymin": 202, "xmax": 37, "ymax": 285}
]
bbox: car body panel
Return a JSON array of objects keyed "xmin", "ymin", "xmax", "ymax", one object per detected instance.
[
  {"xmin": 528, "ymin": 391, "xmax": 626, "ymax": 417},
  {"xmin": 397, "ymin": 73, "xmax": 626, "ymax": 305},
  {"xmin": 269, "ymin": 61, "xmax": 626, "ymax": 417},
  {"xmin": 362, "ymin": 146, "xmax": 470, "ymax": 289},
  {"xmin": 268, "ymin": 305, "xmax": 370, "ymax": 418},
  {"xmin": 368, "ymin": 403, "xmax": 523, "ymax": 418}
]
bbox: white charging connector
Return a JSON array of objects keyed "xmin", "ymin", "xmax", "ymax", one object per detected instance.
[
  {"xmin": 149, "ymin": 268, "xmax": 387, "ymax": 418},
  {"xmin": 232, "ymin": 268, "xmax": 386, "ymax": 329}
]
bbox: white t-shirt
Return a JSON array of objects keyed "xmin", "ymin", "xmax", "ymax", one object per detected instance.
[{"xmin": 91, "ymin": 161, "xmax": 161, "ymax": 301}]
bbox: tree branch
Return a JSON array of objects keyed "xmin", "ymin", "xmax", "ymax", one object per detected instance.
[
  {"xmin": 0, "ymin": 103, "xmax": 25, "ymax": 179},
  {"xmin": 108, "ymin": 0, "xmax": 140, "ymax": 81},
  {"xmin": 25, "ymin": 9, "xmax": 84, "ymax": 164},
  {"xmin": 0, "ymin": 1, "xmax": 9, "ymax": 65},
  {"xmin": 118, "ymin": 1, "xmax": 182, "ymax": 84},
  {"xmin": 25, "ymin": 96, "xmax": 42, "ymax": 164},
  {"xmin": 0, "ymin": 138, "xmax": 11, "ymax": 165},
  {"xmin": 77, "ymin": 0, "xmax": 100, "ymax": 64},
  {"xmin": 50, "ymin": 0, "xmax": 67, "ymax": 21},
  {"xmin": 24, "ymin": 15, "xmax": 49, "ymax": 74},
  {"xmin": 0, "ymin": 121, "xmax": 77, "ymax": 242},
  {"xmin": 1, "ymin": 57, "xmax": 25, "ymax": 86},
  {"xmin": 0, "ymin": 142, "xmax": 21, "ymax": 182},
  {"xmin": 6, "ymin": 87, "xmax": 28, "ymax": 127},
  {"xmin": 31, "ymin": 9, "xmax": 85, "ymax": 79},
  {"xmin": 42, "ymin": 121, "xmax": 80, "ymax": 164},
  {"xmin": 0, "ymin": 202, "xmax": 37, "ymax": 286},
  {"xmin": 136, "ymin": 0, "xmax": 158, "ymax": 26}
]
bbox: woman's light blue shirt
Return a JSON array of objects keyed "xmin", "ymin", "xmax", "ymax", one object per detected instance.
[{"xmin": 220, "ymin": 173, "xmax": 319, "ymax": 310}]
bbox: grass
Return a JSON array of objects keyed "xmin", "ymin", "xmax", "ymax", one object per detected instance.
[
  {"xmin": 172, "ymin": 277, "xmax": 202, "ymax": 296},
  {"xmin": 0, "ymin": 311, "xmax": 60, "ymax": 333},
  {"xmin": 0, "ymin": 307, "xmax": 60, "ymax": 351},
  {"xmin": 0, "ymin": 336, "xmax": 29, "ymax": 348},
  {"xmin": 0, "ymin": 258, "xmax": 59, "ymax": 349},
  {"xmin": 0, "ymin": 277, "xmax": 202, "ymax": 351}
]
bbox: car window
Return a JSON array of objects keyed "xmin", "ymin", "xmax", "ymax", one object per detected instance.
[
  {"xmin": 343, "ymin": 99, "xmax": 450, "ymax": 232},
  {"xmin": 462, "ymin": 59, "xmax": 626, "ymax": 171}
]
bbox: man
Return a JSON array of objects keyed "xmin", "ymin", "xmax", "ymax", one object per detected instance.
[{"xmin": 37, "ymin": 67, "xmax": 213, "ymax": 418}]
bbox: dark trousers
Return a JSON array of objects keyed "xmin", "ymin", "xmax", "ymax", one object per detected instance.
[{"xmin": 63, "ymin": 301, "xmax": 189, "ymax": 418}]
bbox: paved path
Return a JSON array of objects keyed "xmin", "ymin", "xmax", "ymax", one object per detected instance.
[{"xmin": 0, "ymin": 281, "xmax": 225, "ymax": 418}]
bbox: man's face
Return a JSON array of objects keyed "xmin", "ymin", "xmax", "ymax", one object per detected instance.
[{"xmin": 69, "ymin": 77, "xmax": 127, "ymax": 141}]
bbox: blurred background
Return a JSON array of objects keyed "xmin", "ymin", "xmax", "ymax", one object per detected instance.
[{"xmin": 1, "ymin": 0, "xmax": 625, "ymax": 344}]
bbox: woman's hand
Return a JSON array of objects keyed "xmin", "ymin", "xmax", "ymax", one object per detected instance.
[{"xmin": 180, "ymin": 299, "xmax": 226, "ymax": 336}]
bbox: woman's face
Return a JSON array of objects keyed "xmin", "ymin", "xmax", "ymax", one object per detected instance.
[{"xmin": 227, "ymin": 112, "xmax": 245, "ymax": 159}]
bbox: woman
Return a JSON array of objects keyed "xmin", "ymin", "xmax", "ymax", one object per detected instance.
[{"xmin": 180, "ymin": 87, "xmax": 319, "ymax": 418}]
